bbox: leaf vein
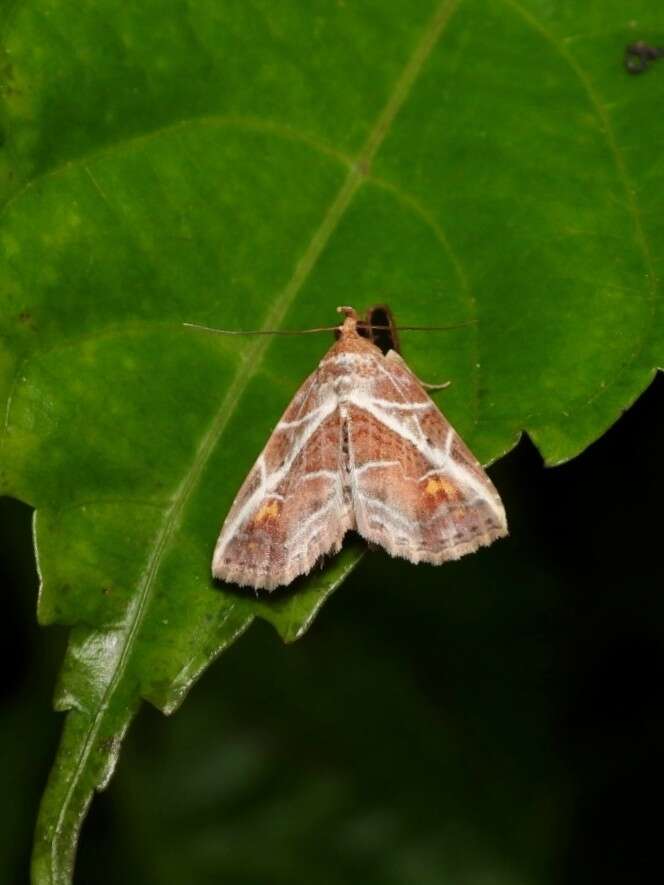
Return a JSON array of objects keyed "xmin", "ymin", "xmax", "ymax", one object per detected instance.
[{"xmin": 502, "ymin": 0, "xmax": 659, "ymax": 422}]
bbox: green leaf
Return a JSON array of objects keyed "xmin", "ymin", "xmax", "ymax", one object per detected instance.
[{"xmin": 0, "ymin": 1, "xmax": 662, "ymax": 882}]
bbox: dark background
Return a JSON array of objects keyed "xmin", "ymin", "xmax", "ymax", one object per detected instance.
[{"xmin": 2, "ymin": 374, "xmax": 663, "ymax": 884}]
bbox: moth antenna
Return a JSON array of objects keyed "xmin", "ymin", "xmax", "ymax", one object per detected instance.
[
  {"xmin": 392, "ymin": 320, "xmax": 478, "ymax": 332},
  {"xmin": 183, "ymin": 319, "xmax": 478, "ymax": 337},
  {"xmin": 183, "ymin": 321, "xmax": 341, "ymax": 336}
]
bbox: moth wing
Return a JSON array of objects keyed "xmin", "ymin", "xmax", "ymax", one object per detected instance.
[
  {"xmin": 348, "ymin": 349, "xmax": 507, "ymax": 563},
  {"xmin": 212, "ymin": 367, "xmax": 352, "ymax": 590}
]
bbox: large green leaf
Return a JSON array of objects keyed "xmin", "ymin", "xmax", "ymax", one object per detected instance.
[{"xmin": 1, "ymin": 1, "xmax": 662, "ymax": 882}]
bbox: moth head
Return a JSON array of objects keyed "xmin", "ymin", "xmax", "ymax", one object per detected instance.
[{"xmin": 336, "ymin": 305, "xmax": 358, "ymax": 321}]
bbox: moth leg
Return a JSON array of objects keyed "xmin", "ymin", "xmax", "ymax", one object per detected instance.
[{"xmin": 420, "ymin": 379, "xmax": 451, "ymax": 391}]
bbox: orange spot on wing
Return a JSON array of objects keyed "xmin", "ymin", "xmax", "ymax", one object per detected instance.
[
  {"xmin": 424, "ymin": 477, "xmax": 458, "ymax": 499},
  {"xmin": 253, "ymin": 500, "xmax": 281, "ymax": 524}
]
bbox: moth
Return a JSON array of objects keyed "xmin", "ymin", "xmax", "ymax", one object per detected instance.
[{"xmin": 212, "ymin": 306, "xmax": 507, "ymax": 590}]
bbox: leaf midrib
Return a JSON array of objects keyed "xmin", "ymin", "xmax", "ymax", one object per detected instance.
[{"xmin": 47, "ymin": 0, "xmax": 462, "ymax": 872}]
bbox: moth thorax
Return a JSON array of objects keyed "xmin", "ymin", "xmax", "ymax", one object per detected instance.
[{"xmin": 334, "ymin": 376, "xmax": 354, "ymax": 397}]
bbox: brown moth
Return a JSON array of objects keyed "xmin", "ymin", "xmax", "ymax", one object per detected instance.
[{"xmin": 212, "ymin": 306, "xmax": 507, "ymax": 590}]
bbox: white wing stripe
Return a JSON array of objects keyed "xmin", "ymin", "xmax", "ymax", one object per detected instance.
[
  {"xmin": 355, "ymin": 459, "xmax": 401, "ymax": 475},
  {"xmin": 278, "ymin": 400, "xmax": 333, "ymax": 429},
  {"xmin": 285, "ymin": 498, "xmax": 347, "ymax": 551},
  {"xmin": 368, "ymin": 398, "xmax": 432, "ymax": 411}
]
